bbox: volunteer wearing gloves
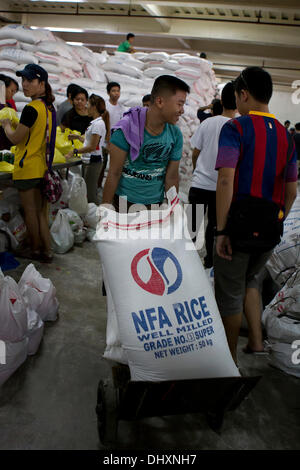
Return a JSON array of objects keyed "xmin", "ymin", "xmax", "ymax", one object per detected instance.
[
  {"xmin": 0, "ymin": 64, "xmax": 56, "ymax": 263},
  {"xmin": 66, "ymin": 94, "xmax": 110, "ymax": 204}
]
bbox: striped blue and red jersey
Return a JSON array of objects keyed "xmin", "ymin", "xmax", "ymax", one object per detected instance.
[{"xmin": 216, "ymin": 111, "xmax": 298, "ymax": 207}]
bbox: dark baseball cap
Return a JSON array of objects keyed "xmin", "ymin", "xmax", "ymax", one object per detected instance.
[{"xmin": 16, "ymin": 63, "xmax": 48, "ymax": 82}]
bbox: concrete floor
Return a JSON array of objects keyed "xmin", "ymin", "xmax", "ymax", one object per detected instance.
[{"xmin": 0, "ymin": 241, "xmax": 299, "ymax": 450}]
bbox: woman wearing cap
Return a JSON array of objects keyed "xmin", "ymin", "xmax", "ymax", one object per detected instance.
[
  {"xmin": 66, "ymin": 94, "xmax": 110, "ymax": 204},
  {"xmin": 0, "ymin": 63, "xmax": 56, "ymax": 263}
]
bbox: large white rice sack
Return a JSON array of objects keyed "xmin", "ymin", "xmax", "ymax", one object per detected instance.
[
  {"xmin": 0, "ymin": 25, "xmax": 37, "ymax": 44},
  {"xmin": 0, "ymin": 60, "xmax": 18, "ymax": 71},
  {"xmin": 13, "ymin": 92, "xmax": 30, "ymax": 102},
  {"xmin": 143, "ymin": 67, "xmax": 170, "ymax": 78},
  {"xmin": 83, "ymin": 62, "xmax": 106, "ymax": 82},
  {"xmin": 16, "ymin": 102, "xmax": 28, "ymax": 113},
  {"xmin": 133, "ymin": 52, "xmax": 149, "ymax": 61},
  {"xmin": 0, "ymin": 48, "xmax": 38, "ymax": 64},
  {"xmin": 269, "ymin": 342, "xmax": 300, "ymax": 378},
  {"xmin": 104, "ymin": 71, "xmax": 148, "ymax": 89},
  {"xmin": 35, "ymin": 51, "xmax": 60, "ymax": 65},
  {"xmin": 175, "ymin": 67, "xmax": 201, "ymax": 81},
  {"xmin": 42, "ymin": 62, "xmax": 64, "ymax": 74},
  {"xmin": 94, "ymin": 51, "xmax": 108, "ymax": 66},
  {"xmin": 146, "ymin": 51, "xmax": 170, "ymax": 61},
  {"xmin": 0, "ymin": 338, "xmax": 28, "ymax": 387},
  {"xmin": 163, "ymin": 60, "xmax": 180, "ymax": 71},
  {"xmin": 178, "ymin": 56, "xmax": 211, "ymax": 73},
  {"xmin": 266, "ymin": 230, "xmax": 300, "ymax": 286},
  {"xmin": 19, "ymin": 42, "xmax": 37, "ymax": 53},
  {"xmin": 103, "ymin": 61, "xmax": 143, "ymax": 79},
  {"xmin": 95, "ymin": 188, "xmax": 239, "ymax": 381},
  {"xmin": 0, "ymin": 38, "xmax": 18, "ymax": 48}
]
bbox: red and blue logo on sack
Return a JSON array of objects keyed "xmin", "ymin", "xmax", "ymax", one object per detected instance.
[{"xmin": 131, "ymin": 247, "xmax": 183, "ymax": 296}]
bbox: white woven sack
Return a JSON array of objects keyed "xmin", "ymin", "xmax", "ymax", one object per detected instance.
[
  {"xmin": 0, "ymin": 48, "xmax": 38, "ymax": 64},
  {"xmin": 0, "ymin": 25, "xmax": 37, "ymax": 44},
  {"xmin": 0, "ymin": 338, "xmax": 28, "ymax": 387},
  {"xmin": 266, "ymin": 230, "xmax": 300, "ymax": 286},
  {"xmin": 0, "ymin": 270, "xmax": 28, "ymax": 343},
  {"xmin": 0, "ymin": 60, "xmax": 17, "ymax": 71},
  {"xmin": 144, "ymin": 67, "xmax": 169, "ymax": 78},
  {"xmin": 0, "ymin": 38, "xmax": 18, "ymax": 48},
  {"xmin": 269, "ymin": 342, "xmax": 300, "ymax": 378},
  {"xmin": 95, "ymin": 188, "xmax": 239, "ymax": 381},
  {"xmin": 18, "ymin": 263, "xmax": 59, "ymax": 322},
  {"xmin": 83, "ymin": 203, "xmax": 98, "ymax": 230}
]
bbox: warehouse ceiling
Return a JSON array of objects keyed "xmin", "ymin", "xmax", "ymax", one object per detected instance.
[{"xmin": 0, "ymin": 0, "xmax": 300, "ymax": 89}]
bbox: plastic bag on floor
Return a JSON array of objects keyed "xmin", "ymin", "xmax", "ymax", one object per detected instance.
[
  {"xmin": 0, "ymin": 269, "xmax": 28, "ymax": 342},
  {"xmin": 95, "ymin": 187, "xmax": 239, "ymax": 381},
  {"xmin": 26, "ymin": 308, "xmax": 44, "ymax": 356},
  {"xmin": 48, "ymin": 179, "xmax": 71, "ymax": 226},
  {"xmin": 0, "ymin": 337, "xmax": 28, "ymax": 387},
  {"xmin": 61, "ymin": 208, "xmax": 83, "ymax": 232},
  {"xmin": 68, "ymin": 175, "xmax": 88, "ymax": 216},
  {"xmin": 74, "ymin": 227, "xmax": 87, "ymax": 245},
  {"xmin": 82, "ymin": 203, "xmax": 98, "ymax": 229},
  {"xmin": 50, "ymin": 209, "xmax": 74, "ymax": 254},
  {"xmin": 18, "ymin": 263, "xmax": 59, "ymax": 322}
]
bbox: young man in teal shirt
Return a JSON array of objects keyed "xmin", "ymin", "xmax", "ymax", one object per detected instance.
[
  {"xmin": 117, "ymin": 33, "xmax": 135, "ymax": 53},
  {"xmin": 102, "ymin": 75, "xmax": 190, "ymax": 208}
]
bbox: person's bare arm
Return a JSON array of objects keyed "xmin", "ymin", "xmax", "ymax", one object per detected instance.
[
  {"xmin": 102, "ymin": 143, "xmax": 127, "ymax": 205},
  {"xmin": 165, "ymin": 160, "xmax": 180, "ymax": 194},
  {"xmin": 215, "ymin": 167, "xmax": 235, "ymax": 260},
  {"xmin": 192, "ymin": 148, "xmax": 200, "ymax": 171},
  {"xmin": 1, "ymin": 121, "xmax": 29, "ymax": 145},
  {"xmin": 284, "ymin": 181, "xmax": 297, "ymax": 217}
]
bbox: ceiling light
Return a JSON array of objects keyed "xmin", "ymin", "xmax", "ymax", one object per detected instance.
[
  {"xmin": 31, "ymin": 26, "xmax": 84, "ymax": 32},
  {"xmin": 66, "ymin": 41, "xmax": 84, "ymax": 46}
]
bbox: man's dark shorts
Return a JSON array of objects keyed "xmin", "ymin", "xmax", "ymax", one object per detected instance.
[{"xmin": 213, "ymin": 246, "xmax": 272, "ymax": 317}]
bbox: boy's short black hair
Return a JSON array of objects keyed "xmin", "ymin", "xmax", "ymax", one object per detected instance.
[
  {"xmin": 127, "ymin": 33, "xmax": 135, "ymax": 40},
  {"xmin": 212, "ymin": 99, "xmax": 223, "ymax": 116},
  {"xmin": 67, "ymin": 83, "xmax": 81, "ymax": 98},
  {"xmin": 71, "ymin": 86, "xmax": 88, "ymax": 101},
  {"xmin": 200, "ymin": 52, "xmax": 207, "ymax": 59},
  {"xmin": 142, "ymin": 94, "xmax": 151, "ymax": 104},
  {"xmin": 235, "ymin": 66, "xmax": 273, "ymax": 104},
  {"xmin": 284, "ymin": 120, "xmax": 291, "ymax": 125},
  {"xmin": 295, "ymin": 122, "xmax": 300, "ymax": 131},
  {"xmin": 107, "ymin": 82, "xmax": 120, "ymax": 93},
  {"xmin": 221, "ymin": 81, "xmax": 236, "ymax": 110},
  {"xmin": 151, "ymin": 75, "xmax": 190, "ymax": 103},
  {"xmin": 0, "ymin": 73, "xmax": 19, "ymax": 91}
]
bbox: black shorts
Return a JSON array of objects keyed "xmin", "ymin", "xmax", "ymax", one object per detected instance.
[{"xmin": 13, "ymin": 178, "xmax": 43, "ymax": 190}]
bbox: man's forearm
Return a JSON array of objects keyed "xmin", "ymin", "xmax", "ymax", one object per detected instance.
[
  {"xmin": 102, "ymin": 171, "xmax": 121, "ymax": 205},
  {"xmin": 216, "ymin": 176, "xmax": 233, "ymax": 230}
]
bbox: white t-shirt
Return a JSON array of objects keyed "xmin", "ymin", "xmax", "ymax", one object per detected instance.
[
  {"xmin": 190, "ymin": 115, "xmax": 231, "ymax": 191},
  {"xmin": 81, "ymin": 117, "xmax": 106, "ymax": 164},
  {"xmin": 105, "ymin": 100, "xmax": 126, "ymax": 128}
]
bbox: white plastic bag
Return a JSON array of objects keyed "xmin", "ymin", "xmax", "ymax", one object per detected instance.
[
  {"xmin": 95, "ymin": 188, "xmax": 239, "ymax": 381},
  {"xmin": 269, "ymin": 342, "xmax": 300, "ymax": 378},
  {"xmin": 61, "ymin": 208, "xmax": 83, "ymax": 232},
  {"xmin": 0, "ymin": 269, "xmax": 28, "ymax": 342},
  {"xmin": 50, "ymin": 209, "xmax": 74, "ymax": 254},
  {"xmin": 26, "ymin": 308, "xmax": 44, "ymax": 356},
  {"xmin": 18, "ymin": 264, "xmax": 59, "ymax": 322},
  {"xmin": 68, "ymin": 175, "xmax": 88, "ymax": 216},
  {"xmin": 83, "ymin": 203, "xmax": 98, "ymax": 229},
  {"xmin": 0, "ymin": 338, "xmax": 28, "ymax": 387}
]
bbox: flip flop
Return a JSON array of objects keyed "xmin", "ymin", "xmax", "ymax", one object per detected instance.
[{"xmin": 242, "ymin": 344, "xmax": 269, "ymax": 356}]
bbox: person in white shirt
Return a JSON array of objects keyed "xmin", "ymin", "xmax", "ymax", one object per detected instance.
[
  {"xmin": 97, "ymin": 82, "xmax": 126, "ymax": 191},
  {"xmin": 189, "ymin": 82, "xmax": 237, "ymax": 268},
  {"xmin": 66, "ymin": 94, "xmax": 110, "ymax": 204}
]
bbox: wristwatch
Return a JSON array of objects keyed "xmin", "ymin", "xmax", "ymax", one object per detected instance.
[
  {"xmin": 214, "ymin": 228, "xmax": 228, "ymax": 236},
  {"xmin": 74, "ymin": 148, "xmax": 79, "ymax": 157}
]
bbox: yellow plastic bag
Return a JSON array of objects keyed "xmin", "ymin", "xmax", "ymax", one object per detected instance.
[
  {"xmin": 10, "ymin": 145, "xmax": 16, "ymax": 155},
  {"xmin": 0, "ymin": 161, "xmax": 14, "ymax": 172},
  {"xmin": 55, "ymin": 127, "xmax": 83, "ymax": 155},
  {"xmin": 0, "ymin": 107, "xmax": 19, "ymax": 129},
  {"xmin": 53, "ymin": 148, "xmax": 66, "ymax": 164}
]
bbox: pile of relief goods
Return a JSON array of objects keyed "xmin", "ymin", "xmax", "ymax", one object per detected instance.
[
  {"xmin": 95, "ymin": 187, "xmax": 240, "ymax": 381},
  {"xmin": 0, "ymin": 24, "xmax": 219, "ymax": 199},
  {"xmin": 0, "ymin": 173, "xmax": 97, "ymax": 256},
  {"xmin": 0, "ymin": 263, "xmax": 59, "ymax": 386}
]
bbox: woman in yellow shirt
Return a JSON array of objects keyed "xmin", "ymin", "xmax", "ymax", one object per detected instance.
[{"xmin": 1, "ymin": 64, "xmax": 56, "ymax": 263}]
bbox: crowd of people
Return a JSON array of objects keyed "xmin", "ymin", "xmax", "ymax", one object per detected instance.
[{"xmin": 0, "ymin": 60, "xmax": 298, "ymax": 365}]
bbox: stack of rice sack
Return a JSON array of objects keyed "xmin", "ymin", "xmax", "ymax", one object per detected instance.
[{"xmin": 0, "ymin": 263, "xmax": 59, "ymax": 387}]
